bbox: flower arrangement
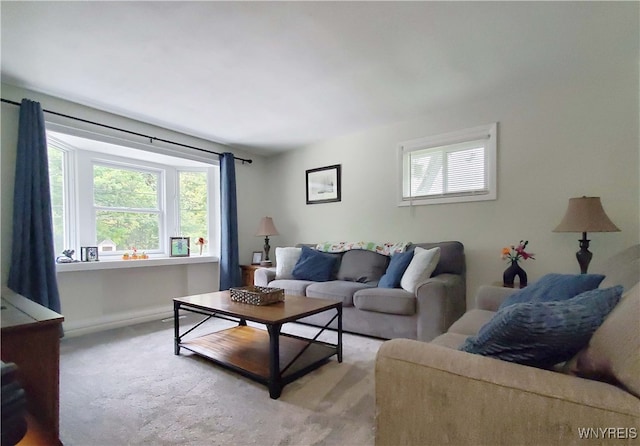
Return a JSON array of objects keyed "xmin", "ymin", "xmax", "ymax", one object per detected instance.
[
  {"xmin": 501, "ymin": 240, "xmax": 534, "ymax": 263},
  {"xmin": 122, "ymin": 247, "xmax": 148, "ymax": 260},
  {"xmin": 195, "ymin": 237, "xmax": 208, "ymax": 255}
]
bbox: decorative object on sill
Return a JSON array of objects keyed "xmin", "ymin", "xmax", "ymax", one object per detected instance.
[
  {"xmin": 98, "ymin": 239, "xmax": 116, "ymax": 252},
  {"xmin": 195, "ymin": 237, "xmax": 208, "ymax": 256},
  {"xmin": 170, "ymin": 237, "xmax": 190, "ymax": 257},
  {"xmin": 306, "ymin": 164, "xmax": 342, "ymax": 205},
  {"xmin": 252, "ymin": 251, "xmax": 263, "ymax": 265},
  {"xmin": 553, "ymin": 196, "xmax": 620, "ymax": 274},
  {"xmin": 229, "ymin": 286, "xmax": 285, "ymax": 306},
  {"xmin": 256, "ymin": 217, "xmax": 279, "ymax": 266},
  {"xmin": 131, "ymin": 247, "xmax": 139, "ymax": 260},
  {"xmin": 80, "ymin": 246, "xmax": 99, "ymax": 262},
  {"xmin": 122, "ymin": 251, "xmax": 130, "ymax": 260},
  {"xmin": 56, "ymin": 249, "xmax": 78, "ymax": 263},
  {"xmin": 501, "ymin": 240, "xmax": 534, "ymax": 287}
]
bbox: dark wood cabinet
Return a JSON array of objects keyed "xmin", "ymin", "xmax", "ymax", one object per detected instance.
[{"xmin": 2, "ymin": 288, "xmax": 64, "ymax": 445}]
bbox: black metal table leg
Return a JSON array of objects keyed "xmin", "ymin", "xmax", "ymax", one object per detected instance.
[
  {"xmin": 174, "ymin": 300, "xmax": 181, "ymax": 355},
  {"xmin": 266, "ymin": 323, "xmax": 282, "ymax": 399},
  {"xmin": 337, "ymin": 305, "xmax": 343, "ymax": 363}
]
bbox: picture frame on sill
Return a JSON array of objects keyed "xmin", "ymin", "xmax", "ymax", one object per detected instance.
[
  {"xmin": 80, "ymin": 246, "xmax": 99, "ymax": 262},
  {"xmin": 251, "ymin": 251, "xmax": 263, "ymax": 265},
  {"xmin": 306, "ymin": 164, "xmax": 341, "ymax": 205},
  {"xmin": 170, "ymin": 237, "xmax": 190, "ymax": 257}
]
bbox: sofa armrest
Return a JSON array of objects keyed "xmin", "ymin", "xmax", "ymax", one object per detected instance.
[
  {"xmin": 254, "ymin": 267, "xmax": 276, "ymax": 286},
  {"xmin": 414, "ymin": 273, "xmax": 466, "ymax": 341},
  {"xmin": 474, "ymin": 285, "xmax": 515, "ymax": 311},
  {"xmin": 375, "ymin": 339, "xmax": 640, "ymax": 446}
]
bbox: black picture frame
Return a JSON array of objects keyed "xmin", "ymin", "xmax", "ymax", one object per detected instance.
[
  {"xmin": 80, "ymin": 246, "xmax": 99, "ymax": 262},
  {"xmin": 251, "ymin": 251, "xmax": 263, "ymax": 265},
  {"xmin": 306, "ymin": 164, "xmax": 341, "ymax": 205},
  {"xmin": 170, "ymin": 237, "xmax": 190, "ymax": 257}
]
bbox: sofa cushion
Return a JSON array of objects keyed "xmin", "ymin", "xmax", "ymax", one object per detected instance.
[
  {"xmin": 460, "ymin": 286, "xmax": 623, "ymax": 368},
  {"xmin": 431, "ymin": 332, "xmax": 469, "ymax": 349},
  {"xmin": 498, "ymin": 273, "xmax": 605, "ymax": 310},
  {"xmin": 268, "ymin": 279, "xmax": 315, "ymax": 297},
  {"xmin": 563, "ymin": 283, "xmax": 640, "ymax": 397},
  {"xmin": 336, "ymin": 249, "xmax": 389, "ymax": 284},
  {"xmin": 275, "ymin": 247, "xmax": 302, "ymax": 279},
  {"xmin": 447, "ymin": 309, "xmax": 496, "ymax": 336},
  {"xmin": 306, "ymin": 281, "xmax": 374, "ymax": 306},
  {"xmin": 411, "ymin": 241, "xmax": 465, "ymax": 276},
  {"xmin": 400, "ymin": 246, "xmax": 440, "ymax": 293},
  {"xmin": 378, "ymin": 250, "xmax": 414, "ymax": 288},
  {"xmin": 353, "ymin": 288, "xmax": 416, "ymax": 315},
  {"xmin": 292, "ymin": 246, "xmax": 338, "ymax": 282}
]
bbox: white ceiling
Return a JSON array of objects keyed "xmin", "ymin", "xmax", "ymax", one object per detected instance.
[{"xmin": 1, "ymin": 1, "xmax": 637, "ymax": 155}]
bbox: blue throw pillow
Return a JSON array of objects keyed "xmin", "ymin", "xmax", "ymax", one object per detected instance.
[
  {"xmin": 499, "ymin": 273, "xmax": 605, "ymax": 310},
  {"xmin": 378, "ymin": 250, "xmax": 414, "ymax": 288},
  {"xmin": 292, "ymin": 246, "xmax": 337, "ymax": 282},
  {"xmin": 460, "ymin": 285, "xmax": 623, "ymax": 368}
]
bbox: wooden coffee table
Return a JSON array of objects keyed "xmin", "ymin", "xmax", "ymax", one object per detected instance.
[{"xmin": 173, "ymin": 291, "xmax": 342, "ymax": 399}]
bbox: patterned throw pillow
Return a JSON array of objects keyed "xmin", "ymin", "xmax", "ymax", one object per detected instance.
[
  {"xmin": 460, "ymin": 286, "xmax": 623, "ymax": 368},
  {"xmin": 499, "ymin": 273, "xmax": 605, "ymax": 310},
  {"xmin": 292, "ymin": 246, "xmax": 337, "ymax": 282}
]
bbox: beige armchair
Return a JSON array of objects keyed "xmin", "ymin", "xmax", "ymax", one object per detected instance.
[{"xmin": 375, "ymin": 245, "xmax": 640, "ymax": 445}]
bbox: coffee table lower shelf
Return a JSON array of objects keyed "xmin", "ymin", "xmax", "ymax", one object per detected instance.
[{"xmin": 179, "ymin": 325, "xmax": 337, "ymax": 396}]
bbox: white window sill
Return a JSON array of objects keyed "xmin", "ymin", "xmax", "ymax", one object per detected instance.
[{"xmin": 56, "ymin": 255, "xmax": 218, "ymax": 273}]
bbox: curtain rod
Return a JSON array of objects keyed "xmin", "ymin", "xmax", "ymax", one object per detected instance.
[{"xmin": 1, "ymin": 98, "xmax": 253, "ymax": 164}]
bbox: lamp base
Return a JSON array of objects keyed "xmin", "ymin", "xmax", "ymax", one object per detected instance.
[
  {"xmin": 260, "ymin": 260, "xmax": 272, "ymax": 266},
  {"xmin": 576, "ymin": 232, "xmax": 592, "ymax": 274}
]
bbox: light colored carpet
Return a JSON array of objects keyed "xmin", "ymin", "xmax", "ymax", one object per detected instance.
[{"xmin": 59, "ymin": 314, "xmax": 383, "ymax": 445}]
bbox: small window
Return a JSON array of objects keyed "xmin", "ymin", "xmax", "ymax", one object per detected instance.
[{"xmin": 398, "ymin": 123, "xmax": 497, "ymax": 206}]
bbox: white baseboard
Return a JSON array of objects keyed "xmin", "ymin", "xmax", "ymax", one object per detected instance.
[{"xmin": 62, "ymin": 305, "xmax": 174, "ymax": 338}]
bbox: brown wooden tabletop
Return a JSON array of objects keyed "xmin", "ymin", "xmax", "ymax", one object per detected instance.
[{"xmin": 173, "ymin": 291, "xmax": 340, "ymax": 325}]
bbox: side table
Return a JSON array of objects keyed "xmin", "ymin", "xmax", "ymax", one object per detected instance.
[{"xmin": 240, "ymin": 264, "xmax": 263, "ymax": 286}]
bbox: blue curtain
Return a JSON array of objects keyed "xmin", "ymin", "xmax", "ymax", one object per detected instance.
[
  {"xmin": 8, "ymin": 99, "xmax": 62, "ymax": 313},
  {"xmin": 219, "ymin": 152, "xmax": 241, "ymax": 290}
]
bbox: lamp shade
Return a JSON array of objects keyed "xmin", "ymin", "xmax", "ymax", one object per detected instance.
[
  {"xmin": 553, "ymin": 197, "xmax": 620, "ymax": 233},
  {"xmin": 256, "ymin": 217, "xmax": 279, "ymax": 237}
]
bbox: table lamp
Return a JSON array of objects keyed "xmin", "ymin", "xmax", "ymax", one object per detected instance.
[
  {"xmin": 256, "ymin": 217, "xmax": 279, "ymax": 266},
  {"xmin": 553, "ymin": 196, "xmax": 620, "ymax": 273}
]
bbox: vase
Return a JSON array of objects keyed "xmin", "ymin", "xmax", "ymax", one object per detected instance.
[{"xmin": 503, "ymin": 261, "xmax": 527, "ymax": 287}]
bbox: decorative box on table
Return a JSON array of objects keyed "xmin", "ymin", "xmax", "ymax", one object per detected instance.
[{"xmin": 229, "ymin": 286, "xmax": 284, "ymax": 305}]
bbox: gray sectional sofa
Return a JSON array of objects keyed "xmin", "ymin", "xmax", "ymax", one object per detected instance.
[{"xmin": 254, "ymin": 241, "xmax": 466, "ymax": 341}]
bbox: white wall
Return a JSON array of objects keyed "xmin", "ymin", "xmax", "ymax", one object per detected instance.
[
  {"xmin": 264, "ymin": 61, "xmax": 639, "ymax": 308},
  {"xmin": 1, "ymin": 84, "xmax": 272, "ymax": 335}
]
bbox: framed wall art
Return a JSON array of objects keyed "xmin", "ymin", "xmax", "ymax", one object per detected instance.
[
  {"xmin": 306, "ymin": 164, "xmax": 341, "ymax": 205},
  {"xmin": 170, "ymin": 237, "xmax": 190, "ymax": 257}
]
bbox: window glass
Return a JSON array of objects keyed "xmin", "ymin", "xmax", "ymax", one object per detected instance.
[
  {"xmin": 48, "ymin": 145, "xmax": 66, "ymax": 255},
  {"xmin": 399, "ymin": 123, "xmax": 497, "ymax": 205},
  {"xmin": 178, "ymin": 171, "xmax": 208, "ymax": 254}
]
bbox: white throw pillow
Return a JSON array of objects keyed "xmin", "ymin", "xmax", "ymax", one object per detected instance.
[
  {"xmin": 400, "ymin": 246, "xmax": 441, "ymax": 293},
  {"xmin": 275, "ymin": 247, "xmax": 302, "ymax": 279}
]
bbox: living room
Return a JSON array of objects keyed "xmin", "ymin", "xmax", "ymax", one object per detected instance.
[{"xmin": 1, "ymin": 1, "xmax": 638, "ymax": 445}]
